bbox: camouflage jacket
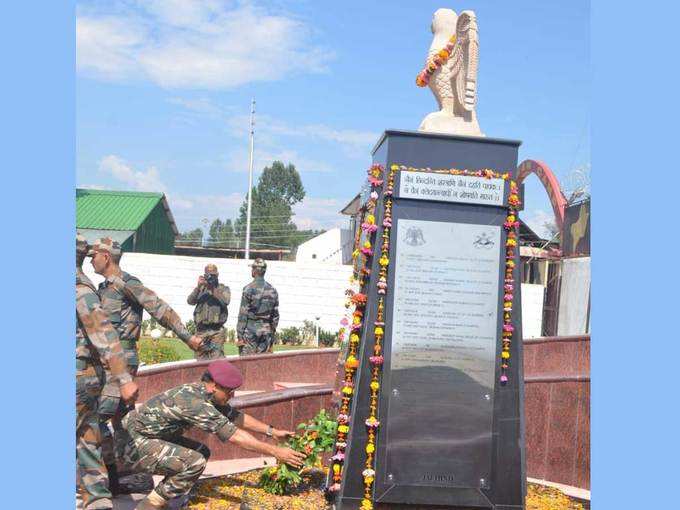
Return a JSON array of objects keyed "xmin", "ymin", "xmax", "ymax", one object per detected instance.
[
  {"xmin": 187, "ymin": 284, "xmax": 230, "ymax": 330},
  {"xmin": 236, "ymin": 276, "xmax": 279, "ymax": 338},
  {"xmin": 97, "ymin": 271, "xmax": 192, "ymax": 348},
  {"xmin": 125, "ymin": 383, "xmax": 242, "ymax": 442},
  {"xmin": 76, "ymin": 268, "xmax": 132, "ymax": 386}
]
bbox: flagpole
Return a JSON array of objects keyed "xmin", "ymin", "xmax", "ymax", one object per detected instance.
[{"xmin": 244, "ymin": 98, "xmax": 255, "ymax": 260}]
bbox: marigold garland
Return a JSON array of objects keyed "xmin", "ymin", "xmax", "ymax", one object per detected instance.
[
  {"xmin": 358, "ymin": 164, "xmax": 396, "ymax": 510},
  {"xmin": 415, "ymin": 33, "xmax": 458, "ymax": 87},
  {"xmin": 327, "ymin": 164, "xmax": 385, "ymax": 495}
]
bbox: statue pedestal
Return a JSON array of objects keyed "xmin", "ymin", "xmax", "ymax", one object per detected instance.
[
  {"xmin": 335, "ymin": 130, "xmax": 526, "ymax": 510},
  {"xmin": 419, "ymin": 110, "xmax": 483, "ymax": 137}
]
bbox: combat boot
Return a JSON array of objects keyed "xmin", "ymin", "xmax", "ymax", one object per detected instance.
[{"xmin": 134, "ymin": 489, "xmax": 167, "ymax": 510}]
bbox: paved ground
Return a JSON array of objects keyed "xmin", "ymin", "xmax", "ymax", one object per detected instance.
[{"xmin": 76, "ymin": 456, "xmax": 276, "ymax": 510}]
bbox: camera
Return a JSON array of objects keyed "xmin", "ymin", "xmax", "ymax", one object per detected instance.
[{"xmin": 205, "ymin": 273, "xmax": 218, "ymax": 286}]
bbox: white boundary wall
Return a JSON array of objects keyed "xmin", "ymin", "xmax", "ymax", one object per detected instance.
[
  {"xmin": 83, "ymin": 253, "xmax": 352, "ymax": 332},
  {"xmin": 83, "ymin": 252, "xmax": 544, "ymax": 336}
]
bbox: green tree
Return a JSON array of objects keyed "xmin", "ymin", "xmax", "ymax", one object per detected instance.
[
  {"xmin": 209, "ymin": 218, "xmax": 236, "ymax": 247},
  {"xmin": 178, "ymin": 228, "xmax": 203, "ymax": 245},
  {"xmin": 234, "ymin": 161, "xmax": 306, "ymax": 251}
]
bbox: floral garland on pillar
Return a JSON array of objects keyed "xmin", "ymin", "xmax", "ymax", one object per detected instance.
[
  {"xmin": 358, "ymin": 165, "xmax": 395, "ymax": 510},
  {"xmin": 328, "ymin": 164, "xmax": 385, "ymax": 494}
]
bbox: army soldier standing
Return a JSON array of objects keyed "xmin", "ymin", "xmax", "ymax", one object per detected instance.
[
  {"xmin": 119, "ymin": 360, "xmax": 306, "ymax": 510},
  {"xmin": 89, "ymin": 237, "xmax": 203, "ymax": 494},
  {"xmin": 236, "ymin": 258, "xmax": 280, "ymax": 355},
  {"xmin": 76, "ymin": 234, "xmax": 139, "ymax": 510},
  {"xmin": 187, "ymin": 263, "xmax": 231, "ymax": 360}
]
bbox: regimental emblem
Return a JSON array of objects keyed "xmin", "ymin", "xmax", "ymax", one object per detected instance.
[
  {"xmin": 473, "ymin": 232, "xmax": 495, "ymax": 249},
  {"xmin": 404, "ymin": 227, "xmax": 426, "ymax": 246}
]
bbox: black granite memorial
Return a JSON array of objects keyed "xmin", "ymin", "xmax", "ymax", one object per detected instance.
[{"xmin": 332, "ymin": 130, "xmax": 526, "ymax": 510}]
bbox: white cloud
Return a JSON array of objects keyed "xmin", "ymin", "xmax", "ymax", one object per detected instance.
[
  {"xmin": 77, "ymin": 1, "xmax": 330, "ymax": 89},
  {"xmin": 225, "ymin": 113, "xmax": 378, "ymax": 158},
  {"xmin": 79, "ymin": 183, "xmax": 110, "ymax": 190},
  {"xmin": 99, "ymin": 155, "xmax": 167, "ymax": 192},
  {"xmin": 170, "ymin": 192, "xmax": 245, "ymax": 232},
  {"xmin": 293, "ymin": 197, "xmax": 346, "ymax": 230},
  {"xmin": 224, "ymin": 147, "xmax": 335, "ymax": 174},
  {"xmin": 523, "ymin": 209, "xmax": 557, "ymax": 240}
]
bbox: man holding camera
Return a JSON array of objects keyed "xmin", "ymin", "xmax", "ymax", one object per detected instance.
[{"xmin": 187, "ymin": 264, "xmax": 231, "ymax": 360}]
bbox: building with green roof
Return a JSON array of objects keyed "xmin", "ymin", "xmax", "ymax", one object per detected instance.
[{"xmin": 76, "ymin": 189, "xmax": 179, "ymax": 255}]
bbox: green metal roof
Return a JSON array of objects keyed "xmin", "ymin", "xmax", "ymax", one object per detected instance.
[{"xmin": 76, "ymin": 189, "xmax": 177, "ymax": 233}]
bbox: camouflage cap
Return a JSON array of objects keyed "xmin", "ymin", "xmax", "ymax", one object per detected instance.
[
  {"xmin": 250, "ymin": 258, "xmax": 267, "ymax": 270},
  {"xmin": 88, "ymin": 237, "xmax": 122, "ymax": 257},
  {"xmin": 76, "ymin": 233, "xmax": 89, "ymax": 255},
  {"xmin": 204, "ymin": 263, "xmax": 219, "ymax": 274}
]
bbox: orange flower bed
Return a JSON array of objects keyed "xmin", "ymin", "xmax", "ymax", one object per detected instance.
[{"xmin": 185, "ymin": 471, "xmax": 586, "ymax": 510}]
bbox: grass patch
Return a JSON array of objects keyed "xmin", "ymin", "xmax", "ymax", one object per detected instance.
[{"xmin": 137, "ymin": 337, "xmax": 321, "ymax": 365}]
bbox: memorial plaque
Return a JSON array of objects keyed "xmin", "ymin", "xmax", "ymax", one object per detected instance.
[
  {"xmin": 399, "ymin": 171, "xmax": 506, "ymax": 206},
  {"xmin": 385, "ymin": 219, "xmax": 501, "ymax": 488}
]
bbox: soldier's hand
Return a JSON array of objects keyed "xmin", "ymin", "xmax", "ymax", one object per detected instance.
[
  {"xmin": 188, "ymin": 335, "xmax": 204, "ymax": 351},
  {"xmin": 119, "ymin": 381, "xmax": 139, "ymax": 404},
  {"xmin": 197, "ymin": 276, "xmax": 207, "ymax": 288},
  {"xmin": 275, "ymin": 446, "xmax": 306, "ymax": 469},
  {"xmin": 272, "ymin": 428, "xmax": 295, "ymax": 441}
]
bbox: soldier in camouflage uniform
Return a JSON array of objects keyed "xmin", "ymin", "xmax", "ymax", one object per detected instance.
[
  {"xmin": 187, "ymin": 263, "xmax": 230, "ymax": 360},
  {"xmin": 89, "ymin": 237, "xmax": 204, "ymax": 493},
  {"xmin": 236, "ymin": 258, "xmax": 280, "ymax": 356},
  {"xmin": 76, "ymin": 234, "xmax": 139, "ymax": 510},
  {"xmin": 118, "ymin": 360, "xmax": 305, "ymax": 510}
]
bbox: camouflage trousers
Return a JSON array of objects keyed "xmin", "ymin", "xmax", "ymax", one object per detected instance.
[
  {"xmin": 194, "ymin": 328, "xmax": 226, "ymax": 360},
  {"xmin": 119, "ymin": 413, "xmax": 210, "ymax": 500},
  {"xmin": 99, "ymin": 358, "xmax": 138, "ymax": 467},
  {"xmin": 77, "ymin": 364, "xmax": 112, "ymax": 510},
  {"xmin": 239, "ymin": 327, "xmax": 274, "ymax": 356}
]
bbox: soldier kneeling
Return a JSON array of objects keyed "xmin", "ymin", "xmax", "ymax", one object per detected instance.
[{"xmin": 119, "ymin": 360, "xmax": 306, "ymax": 510}]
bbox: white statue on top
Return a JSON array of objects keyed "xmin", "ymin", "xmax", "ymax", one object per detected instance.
[{"xmin": 417, "ymin": 8, "xmax": 483, "ymax": 137}]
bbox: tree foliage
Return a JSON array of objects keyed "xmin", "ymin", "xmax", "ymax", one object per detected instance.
[
  {"xmin": 209, "ymin": 218, "xmax": 236, "ymax": 247},
  {"xmin": 234, "ymin": 161, "xmax": 308, "ymax": 250},
  {"xmin": 178, "ymin": 228, "xmax": 203, "ymax": 245},
  {"xmin": 180, "ymin": 160, "xmax": 326, "ymax": 254}
]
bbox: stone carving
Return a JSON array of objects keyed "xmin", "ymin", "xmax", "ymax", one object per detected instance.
[{"xmin": 418, "ymin": 8, "xmax": 483, "ymax": 137}]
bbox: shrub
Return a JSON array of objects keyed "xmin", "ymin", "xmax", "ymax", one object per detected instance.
[
  {"xmin": 138, "ymin": 338, "xmax": 182, "ymax": 365},
  {"xmin": 185, "ymin": 320, "xmax": 196, "ymax": 335},
  {"xmin": 318, "ymin": 329, "xmax": 339, "ymax": 347},
  {"xmin": 259, "ymin": 410, "xmax": 338, "ymax": 495},
  {"xmin": 301, "ymin": 320, "xmax": 316, "ymax": 343},
  {"xmin": 225, "ymin": 328, "xmax": 236, "ymax": 343},
  {"xmin": 278, "ymin": 326, "xmax": 302, "ymax": 345}
]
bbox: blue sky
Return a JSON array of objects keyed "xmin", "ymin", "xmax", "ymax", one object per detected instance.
[{"xmin": 76, "ymin": 0, "xmax": 589, "ymax": 238}]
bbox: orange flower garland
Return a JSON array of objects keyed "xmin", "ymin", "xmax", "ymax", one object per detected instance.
[
  {"xmin": 416, "ymin": 34, "xmax": 458, "ymax": 87},
  {"xmin": 359, "ymin": 165, "xmax": 396, "ymax": 510},
  {"xmin": 327, "ymin": 164, "xmax": 385, "ymax": 496}
]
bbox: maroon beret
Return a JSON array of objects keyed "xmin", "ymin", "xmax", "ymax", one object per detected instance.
[{"xmin": 208, "ymin": 360, "xmax": 243, "ymax": 389}]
